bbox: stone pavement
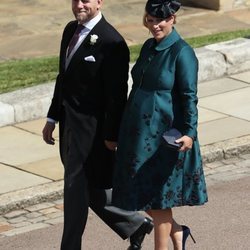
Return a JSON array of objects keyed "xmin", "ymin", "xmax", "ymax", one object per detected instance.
[
  {"xmin": 1, "ymin": 69, "xmax": 250, "ymax": 244},
  {"xmin": 0, "ymin": 157, "xmax": 249, "ymax": 248},
  {"xmin": 1, "ymin": 69, "xmax": 250, "ymax": 212},
  {"xmin": 0, "ymin": 0, "xmax": 250, "ymax": 246},
  {"xmin": 0, "ymin": 0, "xmax": 250, "ymax": 60}
]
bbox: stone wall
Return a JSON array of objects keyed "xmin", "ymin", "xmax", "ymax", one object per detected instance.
[{"xmin": 180, "ymin": 0, "xmax": 250, "ymax": 10}]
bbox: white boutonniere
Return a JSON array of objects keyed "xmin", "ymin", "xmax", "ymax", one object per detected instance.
[{"xmin": 90, "ymin": 34, "xmax": 98, "ymax": 45}]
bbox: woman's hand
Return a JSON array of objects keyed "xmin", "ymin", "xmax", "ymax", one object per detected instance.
[{"xmin": 175, "ymin": 135, "xmax": 193, "ymax": 152}]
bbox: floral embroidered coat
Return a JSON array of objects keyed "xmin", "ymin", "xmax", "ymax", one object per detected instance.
[{"xmin": 112, "ymin": 28, "xmax": 208, "ymax": 211}]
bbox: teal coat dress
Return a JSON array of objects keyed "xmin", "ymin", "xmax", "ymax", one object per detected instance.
[{"xmin": 112, "ymin": 28, "xmax": 208, "ymax": 211}]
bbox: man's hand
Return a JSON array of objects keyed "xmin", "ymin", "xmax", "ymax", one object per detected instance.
[
  {"xmin": 42, "ymin": 121, "xmax": 56, "ymax": 145},
  {"xmin": 104, "ymin": 140, "xmax": 117, "ymax": 151}
]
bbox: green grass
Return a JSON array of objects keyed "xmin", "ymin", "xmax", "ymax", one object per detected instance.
[
  {"xmin": 0, "ymin": 57, "xmax": 58, "ymax": 94},
  {"xmin": 0, "ymin": 29, "xmax": 250, "ymax": 94},
  {"xmin": 185, "ymin": 29, "xmax": 250, "ymax": 48},
  {"xmin": 130, "ymin": 29, "xmax": 250, "ymax": 62}
]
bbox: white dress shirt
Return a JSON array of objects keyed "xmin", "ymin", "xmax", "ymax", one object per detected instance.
[{"xmin": 65, "ymin": 12, "xmax": 102, "ymax": 69}]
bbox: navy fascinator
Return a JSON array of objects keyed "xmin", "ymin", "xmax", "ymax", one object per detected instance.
[{"xmin": 145, "ymin": 0, "xmax": 181, "ymax": 18}]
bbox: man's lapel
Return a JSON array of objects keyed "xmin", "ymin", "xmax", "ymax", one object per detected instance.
[
  {"xmin": 60, "ymin": 21, "xmax": 78, "ymax": 72},
  {"xmin": 65, "ymin": 17, "xmax": 106, "ymax": 72}
]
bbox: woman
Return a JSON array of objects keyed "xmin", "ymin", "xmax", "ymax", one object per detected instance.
[{"xmin": 112, "ymin": 0, "xmax": 208, "ymax": 249}]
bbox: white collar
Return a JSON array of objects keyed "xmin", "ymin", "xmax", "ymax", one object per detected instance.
[{"xmin": 81, "ymin": 12, "xmax": 102, "ymax": 31}]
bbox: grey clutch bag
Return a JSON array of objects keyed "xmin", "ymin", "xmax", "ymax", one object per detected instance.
[{"xmin": 162, "ymin": 128, "xmax": 182, "ymax": 150}]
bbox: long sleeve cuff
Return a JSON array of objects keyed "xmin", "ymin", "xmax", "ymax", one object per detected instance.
[{"xmin": 47, "ymin": 117, "xmax": 58, "ymax": 124}]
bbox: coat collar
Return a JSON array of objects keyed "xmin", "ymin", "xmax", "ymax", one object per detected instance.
[{"xmin": 150, "ymin": 28, "xmax": 180, "ymax": 51}]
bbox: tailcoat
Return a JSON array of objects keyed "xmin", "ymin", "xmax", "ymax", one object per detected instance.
[
  {"xmin": 47, "ymin": 16, "xmax": 145, "ymax": 249},
  {"xmin": 48, "ymin": 17, "xmax": 129, "ymax": 188}
]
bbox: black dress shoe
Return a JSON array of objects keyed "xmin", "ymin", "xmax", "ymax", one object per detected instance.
[{"xmin": 128, "ymin": 217, "xmax": 154, "ymax": 250}]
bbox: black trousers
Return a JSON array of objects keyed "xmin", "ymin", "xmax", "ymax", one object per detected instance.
[{"xmin": 60, "ymin": 103, "xmax": 145, "ymax": 250}]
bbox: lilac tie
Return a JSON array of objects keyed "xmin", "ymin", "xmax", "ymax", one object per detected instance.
[{"xmin": 67, "ymin": 24, "xmax": 84, "ymax": 57}]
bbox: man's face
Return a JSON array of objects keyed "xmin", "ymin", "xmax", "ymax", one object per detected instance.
[{"xmin": 72, "ymin": 0, "xmax": 103, "ymax": 24}]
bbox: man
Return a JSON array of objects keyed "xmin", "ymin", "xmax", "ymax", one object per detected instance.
[{"xmin": 42, "ymin": 0, "xmax": 153, "ymax": 249}]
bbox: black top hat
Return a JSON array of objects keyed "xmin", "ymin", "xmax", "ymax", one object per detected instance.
[{"xmin": 145, "ymin": 0, "xmax": 181, "ymax": 18}]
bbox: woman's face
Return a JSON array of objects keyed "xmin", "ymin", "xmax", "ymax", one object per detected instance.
[{"xmin": 146, "ymin": 14, "xmax": 175, "ymax": 42}]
